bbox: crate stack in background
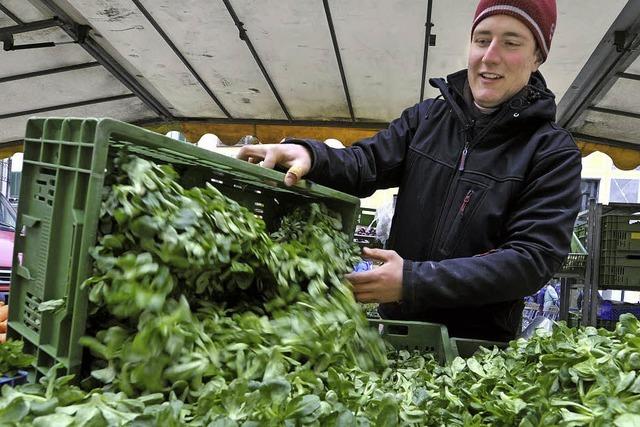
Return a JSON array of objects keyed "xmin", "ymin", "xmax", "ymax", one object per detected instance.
[{"xmin": 569, "ymin": 203, "xmax": 640, "ymax": 329}]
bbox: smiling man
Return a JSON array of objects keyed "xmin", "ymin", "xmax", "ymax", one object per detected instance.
[{"xmin": 238, "ymin": 0, "xmax": 581, "ymax": 341}]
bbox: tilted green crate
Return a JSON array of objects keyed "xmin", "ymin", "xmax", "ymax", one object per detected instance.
[
  {"xmin": 368, "ymin": 319, "xmax": 455, "ymax": 365},
  {"xmin": 8, "ymin": 117, "xmax": 360, "ymax": 377}
]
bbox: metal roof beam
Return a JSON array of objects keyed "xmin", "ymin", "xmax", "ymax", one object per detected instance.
[
  {"xmin": 588, "ymin": 105, "xmax": 640, "ymax": 121},
  {"xmin": 420, "ymin": 0, "xmax": 434, "ymax": 102},
  {"xmin": 617, "ymin": 71, "xmax": 640, "ymax": 81},
  {"xmin": 557, "ymin": 1, "xmax": 640, "ymax": 128},
  {"xmin": 135, "ymin": 117, "xmax": 389, "ymax": 129},
  {"xmin": 130, "ymin": 0, "xmax": 231, "ymax": 119},
  {"xmin": 0, "ymin": 93, "xmax": 136, "ymax": 120},
  {"xmin": 0, "ymin": 62, "xmax": 100, "ymax": 84},
  {"xmin": 222, "ymin": 0, "xmax": 292, "ymax": 121},
  {"xmin": 323, "ymin": 0, "xmax": 355, "ymax": 122},
  {"xmin": 0, "ymin": 4, "xmax": 23, "ymax": 25},
  {"xmin": 0, "ymin": 18, "xmax": 60, "ymax": 38},
  {"xmin": 34, "ymin": 0, "xmax": 173, "ymax": 120}
]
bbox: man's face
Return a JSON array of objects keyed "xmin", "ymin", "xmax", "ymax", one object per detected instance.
[{"xmin": 468, "ymin": 14, "xmax": 542, "ymax": 108}]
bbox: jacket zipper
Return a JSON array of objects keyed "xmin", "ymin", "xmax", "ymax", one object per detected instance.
[
  {"xmin": 458, "ymin": 107, "xmax": 513, "ymax": 171},
  {"xmin": 441, "ymin": 189, "xmax": 474, "ymax": 256},
  {"xmin": 459, "ymin": 190, "xmax": 474, "ymax": 214},
  {"xmin": 458, "ymin": 143, "xmax": 469, "ymax": 171}
]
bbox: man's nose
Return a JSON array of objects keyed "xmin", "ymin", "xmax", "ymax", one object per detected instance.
[{"xmin": 482, "ymin": 39, "xmax": 501, "ymax": 64}]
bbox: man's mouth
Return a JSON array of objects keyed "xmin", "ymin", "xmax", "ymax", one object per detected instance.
[{"xmin": 479, "ymin": 72, "xmax": 502, "ymax": 80}]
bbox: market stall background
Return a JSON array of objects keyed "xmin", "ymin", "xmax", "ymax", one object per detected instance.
[{"xmin": 0, "ymin": 0, "xmax": 639, "ymax": 169}]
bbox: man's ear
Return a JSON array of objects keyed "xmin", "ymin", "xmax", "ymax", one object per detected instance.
[{"xmin": 533, "ymin": 49, "xmax": 543, "ymax": 71}]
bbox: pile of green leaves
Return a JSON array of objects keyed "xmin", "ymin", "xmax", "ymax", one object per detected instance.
[
  {"xmin": 0, "ymin": 366, "xmax": 187, "ymax": 425},
  {"xmin": 79, "ymin": 155, "xmax": 385, "ymax": 400},
  {"xmin": 432, "ymin": 313, "xmax": 640, "ymax": 426},
  {"xmin": 3, "ymin": 316, "xmax": 640, "ymax": 426}
]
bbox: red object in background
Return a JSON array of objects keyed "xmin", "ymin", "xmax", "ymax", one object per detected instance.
[{"xmin": 0, "ymin": 193, "xmax": 16, "ymax": 293}]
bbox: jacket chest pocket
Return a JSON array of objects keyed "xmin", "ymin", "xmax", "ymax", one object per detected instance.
[{"xmin": 438, "ymin": 181, "xmax": 488, "ymax": 258}]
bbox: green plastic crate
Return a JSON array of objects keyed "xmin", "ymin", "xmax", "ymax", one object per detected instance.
[
  {"xmin": 574, "ymin": 223, "xmax": 587, "ymax": 248},
  {"xmin": 8, "ymin": 117, "xmax": 360, "ymax": 377},
  {"xmin": 450, "ymin": 337, "xmax": 507, "ymax": 358},
  {"xmin": 368, "ymin": 319, "xmax": 455, "ymax": 365}
]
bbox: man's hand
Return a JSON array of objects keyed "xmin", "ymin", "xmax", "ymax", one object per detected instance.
[
  {"xmin": 346, "ymin": 247, "xmax": 403, "ymax": 303},
  {"xmin": 237, "ymin": 143, "xmax": 312, "ymax": 186}
]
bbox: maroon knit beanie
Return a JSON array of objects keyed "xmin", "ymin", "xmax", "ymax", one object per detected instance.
[{"xmin": 471, "ymin": 0, "xmax": 557, "ymax": 61}]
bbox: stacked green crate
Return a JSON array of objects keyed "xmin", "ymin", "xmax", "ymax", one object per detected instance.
[
  {"xmin": 7, "ymin": 118, "xmax": 361, "ymax": 377},
  {"xmin": 599, "ymin": 210, "xmax": 640, "ymax": 288},
  {"xmin": 574, "ymin": 223, "xmax": 587, "ymax": 248}
]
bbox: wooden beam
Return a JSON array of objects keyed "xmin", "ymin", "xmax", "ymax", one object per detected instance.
[
  {"xmin": 142, "ymin": 121, "xmax": 384, "ymax": 146},
  {"xmin": 0, "ymin": 141, "xmax": 23, "ymax": 159},
  {"xmin": 575, "ymin": 139, "xmax": 640, "ymax": 170},
  {"xmin": 144, "ymin": 122, "xmax": 256, "ymax": 146}
]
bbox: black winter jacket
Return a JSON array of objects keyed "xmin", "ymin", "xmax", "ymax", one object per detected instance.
[{"xmin": 290, "ymin": 69, "xmax": 582, "ymax": 341}]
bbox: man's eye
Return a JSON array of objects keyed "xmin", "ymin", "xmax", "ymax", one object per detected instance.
[{"xmin": 475, "ymin": 39, "xmax": 489, "ymax": 46}]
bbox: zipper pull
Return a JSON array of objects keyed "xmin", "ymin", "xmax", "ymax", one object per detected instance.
[
  {"xmin": 459, "ymin": 190, "xmax": 474, "ymax": 214},
  {"xmin": 458, "ymin": 145, "xmax": 469, "ymax": 171}
]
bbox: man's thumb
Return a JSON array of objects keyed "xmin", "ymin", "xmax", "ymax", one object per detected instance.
[{"xmin": 284, "ymin": 164, "xmax": 305, "ymax": 187}]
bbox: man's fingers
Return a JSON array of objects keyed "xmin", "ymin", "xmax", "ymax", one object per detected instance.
[
  {"xmin": 362, "ymin": 247, "xmax": 392, "ymax": 262},
  {"xmin": 261, "ymin": 150, "xmax": 278, "ymax": 170},
  {"xmin": 353, "ymin": 283, "xmax": 377, "ymax": 294},
  {"xmin": 236, "ymin": 145, "xmax": 263, "ymax": 161},
  {"xmin": 345, "ymin": 270, "xmax": 377, "ymax": 284},
  {"xmin": 355, "ymin": 292, "xmax": 376, "ymax": 303}
]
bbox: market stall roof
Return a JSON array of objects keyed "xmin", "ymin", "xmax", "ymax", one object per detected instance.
[{"xmin": 1, "ymin": 0, "xmax": 639, "ymax": 167}]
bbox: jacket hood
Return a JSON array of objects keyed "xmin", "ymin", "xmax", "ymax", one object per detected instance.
[{"xmin": 429, "ymin": 69, "xmax": 557, "ymax": 131}]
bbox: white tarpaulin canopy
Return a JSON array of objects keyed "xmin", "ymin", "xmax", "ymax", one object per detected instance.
[{"xmin": 1, "ymin": 0, "xmax": 639, "ymax": 165}]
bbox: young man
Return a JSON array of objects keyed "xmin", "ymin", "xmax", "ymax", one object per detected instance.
[{"xmin": 238, "ymin": 0, "xmax": 581, "ymax": 341}]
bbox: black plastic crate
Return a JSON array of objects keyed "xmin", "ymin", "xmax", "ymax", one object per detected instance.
[
  {"xmin": 599, "ymin": 256, "xmax": 640, "ymax": 289},
  {"xmin": 559, "ymin": 253, "xmax": 587, "ymax": 276},
  {"xmin": 450, "ymin": 337, "xmax": 507, "ymax": 358},
  {"xmin": 601, "ymin": 213, "xmax": 640, "ymax": 253}
]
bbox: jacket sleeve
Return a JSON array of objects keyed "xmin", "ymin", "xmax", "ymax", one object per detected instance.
[
  {"xmin": 284, "ymin": 101, "xmax": 429, "ymax": 198},
  {"xmin": 402, "ymin": 140, "xmax": 582, "ymax": 308}
]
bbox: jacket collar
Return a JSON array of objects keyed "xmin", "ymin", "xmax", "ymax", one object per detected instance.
[{"xmin": 429, "ymin": 69, "xmax": 557, "ymax": 131}]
